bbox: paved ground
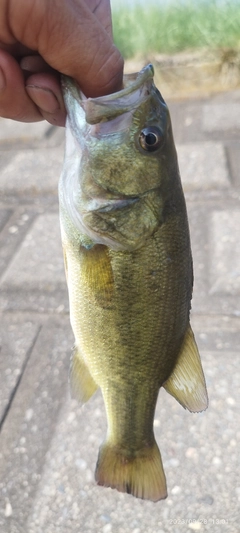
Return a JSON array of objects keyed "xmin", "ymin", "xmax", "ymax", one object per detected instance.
[{"xmin": 0, "ymin": 87, "xmax": 239, "ymax": 533}]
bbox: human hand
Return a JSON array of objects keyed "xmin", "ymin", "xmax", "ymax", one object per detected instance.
[{"xmin": 0, "ymin": 0, "xmax": 123, "ymax": 125}]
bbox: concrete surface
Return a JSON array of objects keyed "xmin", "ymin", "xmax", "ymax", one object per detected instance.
[{"xmin": 0, "ymin": 88, "xmax": 240, "ymax": 533}]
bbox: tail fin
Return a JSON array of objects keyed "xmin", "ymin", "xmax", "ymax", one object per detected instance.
[{"xmin": 95, "ymin": 440, "xmax": 167, "ymax": 502}]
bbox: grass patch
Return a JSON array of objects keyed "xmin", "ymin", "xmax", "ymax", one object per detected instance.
[{"xmin": 112, "ymin": 1, "xmax": 240, "ymax": 58}]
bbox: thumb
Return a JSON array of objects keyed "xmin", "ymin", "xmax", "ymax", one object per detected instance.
[{"xmin": 6, "ymin": 0, "xmax": 123, "ymax": 97}]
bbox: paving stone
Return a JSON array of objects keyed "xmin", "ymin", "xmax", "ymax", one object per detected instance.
[
  {"xmin": 209, "ymin": 210, "xmax": 240, "ymax": 296},
  {"xmin": 0, "ymin": 207, "xmax": 36, "ymax": 277},
  {"xmin": 187, "ymin": 202, "xmax": 240, "ymax": 316},
  {"xmin": 0, "ymin": 208, "xmax": 12, "ymax": 232},
  {"xmin": 0, "ymin": 314, "xmax": 239, "ymax": 532},
  {"xmin": 177, "ymin": 142, "xmax": 230, "ymax": 190},
  {"xmin": 0, "ymin": 213, "xmax": 64, "ymax": 288},
  {"xmin": 0, "ymin": 118, "xmax": 51, "ymax": 145},
  {"xmin": 191, "ymin": 314, "xmax": 240, "ymax": 353},
  {"xmin": 170, "ymin": 97, "xmax": 240, "ymax": 143},
  {"xmin": 0, "ymin": 151, "xmax": 17, "ymax": 173},
  {"xmin": 0, "ymin": 148, "xmax": 63, "ymax": 195},
  {"xmin": 0, "ymin": 318, "xmax": 39, "ymax": 424},
  {"xmin": 187, "ymin": 204, "xmax": 209, "ymax": 310},
  {"xmin": 0, "ymin": 86, "xmax": 240, "ymax": 533},
  {"xmin": 209, "ymin": 89, "xmax": 240, "ymax": 104},
  {"xmin": 0, "ymin": 213, "xmax": 67, "ymax": 312},
  {"xmin": 203, "ymin": 103, "xmax": 240, "ymax": 133},
  {"xmin": 14, "ymin": 344, "xmax": 238, "ymax": 533},
  {"xmin": 169, "ymin": 101, "xmax": 204, "ymax": 144},
  {"xmin": 226, "ymin": 141, "xmax": 240, "ymax": 187},
  {"xmin": 0, "ymin": 317, "xmax": 73, "ymax": 533}
]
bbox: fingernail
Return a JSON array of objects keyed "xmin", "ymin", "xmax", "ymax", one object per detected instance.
[
  {"xmin": 26, "ymin": 85, "xmax": 60, "ymax": 113},
  {"xmin": 0, "ymin": 67, "xmax": 6, "ymax": 91}
]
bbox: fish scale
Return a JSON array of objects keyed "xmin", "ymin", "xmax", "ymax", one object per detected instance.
[{"xmin": 59, "ymin": 64, "xmax": 208, "ymax": 502}]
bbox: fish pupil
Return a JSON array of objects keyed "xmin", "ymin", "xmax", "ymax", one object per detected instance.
[
  {"xmin": 139, "ymin": 126, "xmax": 163, "ymax": 152},
  {"xmin": 145, "ymin": 133, "xmax": 157, "ymax": 146}
]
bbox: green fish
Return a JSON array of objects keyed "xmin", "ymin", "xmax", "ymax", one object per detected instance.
[{"xmin": 59, "ymin": 64, "xmax": 208, "ymax": 502}]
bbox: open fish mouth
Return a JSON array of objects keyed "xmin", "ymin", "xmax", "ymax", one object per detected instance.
[
  {"xmin": 62, "ymin": 64, "xmax": 156, "ymax": 127},
  {"xmin": 86, "ymin": 196, "xmax": 139, "ymax": 213}
]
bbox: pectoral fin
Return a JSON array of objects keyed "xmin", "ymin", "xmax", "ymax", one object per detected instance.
[
  {"xmin": 80, "ymin": 244, "xmax": 114, "ymax": 308},
  {"xmin": 163, "ymin": 324, "xmax": 208, "ymax": 413},
  {"xmin": 70, "ymin": 346, "xmax": 98, "ymax": 404}
]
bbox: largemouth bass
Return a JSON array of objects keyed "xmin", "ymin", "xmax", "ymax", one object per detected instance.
[{"xmin": 59, "ymin": 64, "xmax": 208, "ymax": 502}]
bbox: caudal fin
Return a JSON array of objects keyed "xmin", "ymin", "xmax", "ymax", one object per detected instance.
[{"xmin": 95, "ymin": 440, "xmax": 167, "ymax": 502}]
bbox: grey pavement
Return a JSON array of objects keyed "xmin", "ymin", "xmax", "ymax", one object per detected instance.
[{"xmin": 0, "ymin": 88, "xmax": 240, "ymax": 533}]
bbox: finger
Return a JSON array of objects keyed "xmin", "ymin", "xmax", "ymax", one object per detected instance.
[
  {"xmin": 0, "ymin": 50, "xmax": 66, "ymax": 125},
  {"xmin": 8, "ymin": 0, "xmax": 123, "ymax": 97},
  {"xmin": 0, "ymin": 41, "xmax": 34, "ymax": 58},
  {"xmin": 26, "ymin": 73, "xmax": 66, "ymax": 126},
  {"xmin": 86, "ymin": 0, "xmax": 113, "ymax": 38},
  {"xmin": 20, "ymin": 54, "xmax": 55, "ymax": 74},
  {"xmin": 0, "ymin": 49, "xmax": 43, "ymax": 122},
  {"xmin": 21, "ymin": 57, "xmax": 67, "ymax": 125}
]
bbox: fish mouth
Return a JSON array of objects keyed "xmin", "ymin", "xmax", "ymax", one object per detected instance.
[
  {"xmin": 62, "ymin": 64, "xmax": 157, "ymax": 126},
  {"xmin": 86, "ymin": 196, "xmax": 139, "ymax": 213}
]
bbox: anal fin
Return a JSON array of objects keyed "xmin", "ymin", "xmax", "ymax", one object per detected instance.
[
  {"xmin": 163, "ymin": 324, "xmax": 208, "ymax": 413},
  {"xmin": 70, "ymin": 345, "xmax": 98, "ymax": 404}
]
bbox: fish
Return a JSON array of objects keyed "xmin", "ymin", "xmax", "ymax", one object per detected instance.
[{"xmin": 59, "ymin": 64, "xmax": 208, "ymax": 502}]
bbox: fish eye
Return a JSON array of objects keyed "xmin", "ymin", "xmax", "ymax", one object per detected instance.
[{"xmin": 139, "ymin": 126, "xmax": 163, "ymax": 152}]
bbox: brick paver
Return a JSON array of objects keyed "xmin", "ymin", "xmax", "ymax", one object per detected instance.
[
  {"xmin": 0, "ymin": 149, "xmax": 63, "ymax": 195},
  {"xmin": 0, "ymin": 87, "xmax": 239, "ymax": 533},
  {"xmin": 178, "ymin": 141, "xmax": 230, "ymax": 189}
]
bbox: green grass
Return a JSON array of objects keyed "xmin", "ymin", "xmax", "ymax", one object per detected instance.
[{"xmin": 112, "ymin": 1, "xmax": 240, "ymax": 59}]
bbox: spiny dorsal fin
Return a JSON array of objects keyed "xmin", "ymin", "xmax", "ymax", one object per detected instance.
[
  {"xmin": 70, "ymin": 346, "xmax": 98, "ymax": 404},
  {"xmin": 163, "ymin": 324, "xmax": 208, "ymax": 413}
]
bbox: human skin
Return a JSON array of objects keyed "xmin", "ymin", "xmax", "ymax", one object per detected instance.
[{"xmin": 0, "ymin": 0, "xmax": 123, "ymax": 125}]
